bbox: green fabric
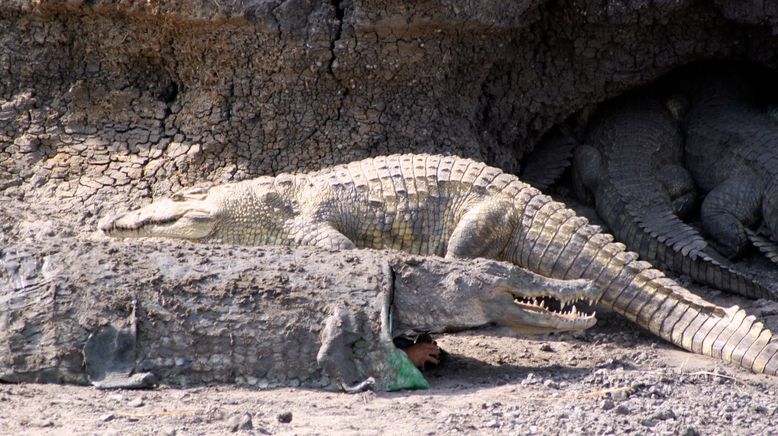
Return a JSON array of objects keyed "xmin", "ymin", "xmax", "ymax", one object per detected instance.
[{"xmin": 385, "ymin": 349, "xmax": 429, "ymax": 391}]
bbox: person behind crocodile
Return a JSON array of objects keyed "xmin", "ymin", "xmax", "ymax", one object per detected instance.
[{"xmin": 396, "ymin": 335, "xmax": 441, "ymax": 370}]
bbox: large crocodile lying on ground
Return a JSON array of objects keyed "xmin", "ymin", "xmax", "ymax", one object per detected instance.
[
  {"xmin": 571, "ymin": 93, "xmax": 770, "ymax": 299},
  {"xmin": 101, "ymin": 154, "xmax": 778, "ymax": 375},
  {"xmin": 0, "ymin": 241, "xmax": 598, "ymax": 391},
  {"xmin": 684, "ymin": 70, "xmax": 778, "ymax": 264}
]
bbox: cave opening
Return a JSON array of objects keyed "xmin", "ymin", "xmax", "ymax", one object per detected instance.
[{"xmin": 522, "ymin": 60, "xmax": 778, "ymax": 289}]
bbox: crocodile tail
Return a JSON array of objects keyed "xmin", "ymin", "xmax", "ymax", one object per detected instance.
[
  {"xmin": 509, "ymin": 187, "xmax": 778, "ymax": 374},
  {"xmin": 598, "ymin": 252, "xmax": 778, "ymax": 375},
  {"xmin": 596, "ymin": 183, "xmax": 773, "ymax": 300},
  {"xmin": 746, "ymin": 228, "xmax": 778, "ymax": 265}
]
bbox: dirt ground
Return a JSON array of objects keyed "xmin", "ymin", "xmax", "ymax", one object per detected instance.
[
  {"xmin": 3, "ymin": 304, "xmax": 778, "ymax": 435},
  {"xmin": 3, "ymin": 206, "xmax": 778, "ymax": 435}
]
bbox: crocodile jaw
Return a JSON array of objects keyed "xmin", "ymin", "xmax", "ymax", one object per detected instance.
[
  {"xmin": 505, "ymin": 299, "xmax": 597, "ymax": 333},
  {"xmin": 485, "ymin": 281, "xmax": 600, "ymax": 334},
  {"xmin": 99, "ymin": 198, "xmax": 220, "ymax": 241}
]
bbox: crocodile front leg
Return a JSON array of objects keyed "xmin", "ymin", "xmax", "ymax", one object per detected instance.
[{"xmin": 700, "ymin": 174, "xmax": 763, "ymax": 258}]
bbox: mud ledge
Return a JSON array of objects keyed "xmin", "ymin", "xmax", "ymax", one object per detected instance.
[{"xmin": 3, "ymin": 1, "xmax": 778, "ymax": 198}]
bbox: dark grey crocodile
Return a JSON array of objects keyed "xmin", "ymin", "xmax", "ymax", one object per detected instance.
[
  {"xmin": 101, "ymin": 154, "xmax": 778, "ymax": 375},
  {"xmin": 0, "ymin": 240, "xmax": 598, "ymax": 392},
  {"xmin": 684, "ymin": 69, "xmax": 778, "ymax": 264},
  {"xmin": 571, "ymin": 93, "xmax": 771, "ymax": 299},
  {"xmin": 521, "ymin": 126, "xmax": 579, "ymax": 191}
]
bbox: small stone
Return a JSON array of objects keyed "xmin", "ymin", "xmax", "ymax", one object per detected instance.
[
  {"xmin": 277, "ymin": 411, "xmax": 293, "ymax": 423},
  {"xmin": 753, "ymin": 405, "xmax": 768, "ymax": 414},
  {"xmin": 539, "ymin": 344, "xmax": 554, "ymax": 352},
  {"xmin": 611, "ymin": 389, "xmax": 629, "ymax": 401},
  {"xmin": 601, "ymin": 399, "xmax": 615, "ymax": 411},
  {"xmin": 161, "ymin": 429, "xmax": 177, "ymax": 436},
  {"xmin": 228, "ymin": 413, "xmax": 253, "ymax": 432},
  {"xmin": 485, "ymin": 420, "xmax": 499, "ymax": 428},
  {"xmin": 521, "ymin": 373, "xmax": 538, "ymax": 385},
  {"xmin": 680, "ymin": 427, "xmax": 700, "ymax": 436},
  {"xmin": 30, "ymin": 419, "xmax": 55, "ymax": 428},
  {"xmin": 640, "ymin": 418, "xmax": 657, "ymax": 427},
  {"xmin": 99, "ymin": 413, "xmax": 115, "ymax": 422},
  {"xmin": 128, "ymin": 397, "xmax": 144, "ymax": 407},
  {"xmin": 653, "ymin": 409, "xmax": 676, "ymax": 421},
  {"xmin": 543, "ymin": 379, "xmax": 559, "ymax": 389},
  {"xmin": 614, "ymin": 405, "xmax": 631, "ymax": 415},
  {"xmin": 107, "ymin": 393, "xmax": 124, "ymax": 402}
]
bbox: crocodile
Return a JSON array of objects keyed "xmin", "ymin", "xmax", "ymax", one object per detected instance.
[
  {"xmin": 684, "ymin": 69, "xmax": 778, "ymax": 264},
  {"xmin": 102, "ymin": 153, "xmax": 778, "ymax": 375},
  {"xmin": 0, "ymin": 241, "xmax": 598, "ymax": 391},
  {"xmin": 571, "ymin": 93, "xmax": 770, "ymax": 299},
  {"xmin": 520, "ymin": 126, "xmax": 579, "ymax": 191}
]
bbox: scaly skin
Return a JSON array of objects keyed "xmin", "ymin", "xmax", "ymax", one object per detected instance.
[
  {"xmin": 572, "ymin": 94, "xmax": 771, "ymax": 299},
  {"xmin": 685, "ymin": 70, "xmax": 778, "ymax": 263},
  {"xmin": 521, "ymin": 126, "xmax": 578, "ymax": 191},
  {"xmin": 103, "ymin": 154, "xmax": 778, "ymax": 375}
]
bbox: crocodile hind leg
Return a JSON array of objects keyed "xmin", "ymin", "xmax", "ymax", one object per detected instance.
[
  {"xmin": 656, "ymin": 164, "xmax": 698, "ymax": 219},
  {"xmin": 291, "ymin": 220, "xmax": 357, "ymax": 250},
  {"xmin": 700, "ymin": 174, "xmax": 762, "ymax": 258},
  {"xmin": 571, "ymin": 144, "xmax": 602, "ymax": 205},
  {"xmin": 444, "ymin": 199, "xmax": 519, "ymax": 260}
]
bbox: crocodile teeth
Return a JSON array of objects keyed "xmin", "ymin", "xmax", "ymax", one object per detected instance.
[{"xmin": 513, "ymin": 295, "xmax": 595, "ymax": 319}]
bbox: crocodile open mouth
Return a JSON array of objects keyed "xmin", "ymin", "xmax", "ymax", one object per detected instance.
[{"xmin": 513, "ymin": 295, "xmax": 596, "ymax": 320}]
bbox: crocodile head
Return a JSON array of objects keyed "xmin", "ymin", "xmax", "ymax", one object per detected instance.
[
  {"xmin": 99, "ymin": 186, "xmax": 223, "ymax": 241},
  {"xmin": 392, "ymin": 259, "xmax": 600, "ymax": 336},
  {"xmin": 100, "ymin": 178, "xmax": 296, "ymax": 244}
]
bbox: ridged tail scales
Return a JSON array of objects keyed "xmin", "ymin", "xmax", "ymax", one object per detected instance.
[
  {"xmin": 582, "ymin": 94, "xmax": 773, "ymax": 300},
  {"xmin": 508, "ymin": 187, "xmax": 778, "ymax": 374},
  {"xmin": 746, "ymin": 228, "xmax": 778, "ymax": 265},
  {"xmin": 596, "ymin": 183, "xmax": 774, "ymax": 300}
]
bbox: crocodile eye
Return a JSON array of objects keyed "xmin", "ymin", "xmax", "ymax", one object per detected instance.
[{"xmin": 183, "ymin": 210, "xmax": 215, "ymax": 222}]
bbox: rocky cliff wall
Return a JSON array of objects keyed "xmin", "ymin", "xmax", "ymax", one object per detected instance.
[{"xmin": 2, "ymin": 0, "xmax": 778, "ymax": 242}]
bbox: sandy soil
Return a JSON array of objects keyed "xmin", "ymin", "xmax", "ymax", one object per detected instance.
[{"xmin": 3, "ymin": 306, "xmax": 778, "ymax": 435}]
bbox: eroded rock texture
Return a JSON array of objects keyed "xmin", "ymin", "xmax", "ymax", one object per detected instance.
[
  {"xmin": 1, "ymin": 241, "xmax": 395, "ymax": 388},
  {"xmin": 2, "ymin": 0, "xmax": 778, "ymax": 246}
]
